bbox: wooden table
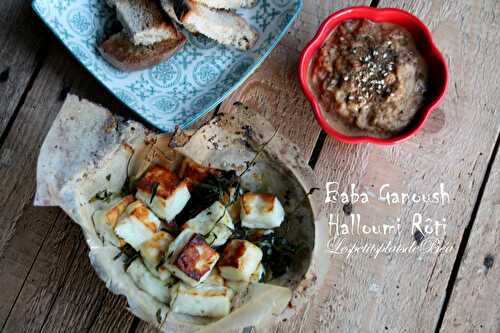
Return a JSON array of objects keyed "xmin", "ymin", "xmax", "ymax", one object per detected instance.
[{"xmin": 1, "ymin": 0, "xmax": 499, "ymax": 332}]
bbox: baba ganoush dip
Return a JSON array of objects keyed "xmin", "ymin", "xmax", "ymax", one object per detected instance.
[{"xmin": 311, "ymin": 19, "xmax": 429, "ymax": 137}]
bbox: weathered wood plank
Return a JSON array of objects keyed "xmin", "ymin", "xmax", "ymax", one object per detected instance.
[
  {"xmin": 285, "ymin": 0, "xmax": 500, "ymax": 332},
  {"xmin": 0, "ymin": 0, "xmax": 49, "ymax": 137},
  {"xmin": 1, "ymin": 213, "xmax": 80, "ymax": 333},
  {"xmin": 0, "ymin": 39, "xmax": 133, "ymax": 331},
  {"xmin": 88, "ymin": 295, "xmax": 136, "ymax": 333},
  {"xmin": 440, "ymin": 139, "xmax": 500, "ymax": 332},
  {"xmin": 39, "ymin": 240, "xmax": 130, "ymax": 333}
]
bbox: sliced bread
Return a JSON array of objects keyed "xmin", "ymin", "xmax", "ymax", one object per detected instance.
[
  {"xmin": 116, "ymin": 0, "xmax": 179, "ymax": 46},
  {"xmin": 160, "ymin": 0, "xmax": 258, "ymax": 50},
  {"xmin": 99, "ymin": 31, "xmax": 186, "ymax": 71},
  {"xmin": 190, "ymin": 0, "xmax": 257, "ymax": 10}
]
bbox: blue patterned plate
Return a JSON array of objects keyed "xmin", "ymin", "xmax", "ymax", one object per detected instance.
[{"xmin": 32, "ymin": 0, "xmax": 302, "ymax": 131}]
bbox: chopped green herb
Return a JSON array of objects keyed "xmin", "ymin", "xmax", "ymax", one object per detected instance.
[
  {"xmin": 89, "ymin": 189, "xmax": 115, "ymax": 203},
  {"xmin": 120, "ymin": 177, "xmax": 138, "ymax": 197},
  {"xmin": 150, "ymin": 182, "xmax": 159, "ymax": 204},
  {"xmin": 156, "ymin": 308, "xmax": 162, "ymax": 324},
  {"xmin": 106, "ymin": 174, "xmax": 111, "ymax": 181},
  {"xmin": 156, "ymin": 257, "xmax": 166, "ymax": 270},
  {"xmin": 115, "ymin": 244, "xmax": 140, "ymax": 270}
]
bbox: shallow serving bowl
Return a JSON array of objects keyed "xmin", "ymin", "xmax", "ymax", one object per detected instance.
[
  {"xmin": 32, "ymin": 0, "xmax": 302, "ymax": 132},
  {"xmin": 299, "ymin": 6, "xmax": 448, "ymax": 145}
]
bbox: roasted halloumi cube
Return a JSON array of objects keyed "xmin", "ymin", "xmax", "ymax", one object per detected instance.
[
  {"xmin": 182, "ymin": 201, "xmax": 234, "ymax": 247},
  {"xmin": 224, "ymin": 263, "xmax": 264, "ymax": 292},
  {"xmin": 115, "ymin": 200, "xmax": 161, "ymax": 250},
  {"xmin": 218, "ymin": 240, "xmax": 263, "ymax": 282},
  {"xmin": 127, "ymin": 259, "xmax": 170, "ymax": 303},
  {"xmin": 136, "ymin": 165, "xmax": 191, "ymax": 221},
  {"xmin": 165, "ymin": 229, "xmax": 220, "ymax": 286},
  {"xmin": 240, "ymin": 193, "xmax": 285, "ymax": 229},
  {"xmin": 139, "ymin": 231, "xmax": 174, "ymax": 281},
  {"xmin": 170, "ymin": 282, "xmax": 233, "ymax": 318},
  {"xmin": 179, "ymin": 158, "xmax": 211, "ymax": 190},
  {"xmin": 93, "ymin": 195, "xmax": 134, "ymax": 247}
]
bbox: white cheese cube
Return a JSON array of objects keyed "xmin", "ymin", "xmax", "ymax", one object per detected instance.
[
  {"xmin": 165, "ymin": 229, "xmax": 220, "ymax": 287},
  {"xmin": 182, "ymin": 201, "xmax": 234, "ymax": 247},
  {"xmin": 218, "ymin": 240, "xmax": 263, "ymax": 282},
  {"xmin": 127, "ymin": 259, "xmax": 170, "ymax": 303},
  {"xmin": 139, "ymin": 231, "xmax": 174, "ymax": 281},
  {"xmin": 225, "ymin": 263, "xmax": 265, "ymax": 292},
  {"xmin": 240, "ymin": 193, "xmax": 285, "ymax": 229},
  {"xmin": 93, "ymin": 195, "xmax": 134, "ymax": 247},
  {"xmin": 170, "ymin": 282, "xmax": 233, "ymax": 318},
  {"xmin": 136, "ymin": 165, "xmax": 191, "ymax": 221},
  {"xmin": 115, "ymin": 200, "xmax": 161, "ymax": 250}
]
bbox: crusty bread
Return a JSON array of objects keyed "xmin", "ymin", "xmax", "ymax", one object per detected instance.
[
  {"xmin": 116, "ymin": 0, "xmax": 179, "ymax": 46},
  {"xmin": 191, "ymin": 0, "xmax": 257, "ymax": 9},
  {"xmin": 99, "ymin": 31, "xmax": 186, "ymax": 71},
  {"xmin": 161, "ymin": 0, "xmax": 258, "ymax": 50}
]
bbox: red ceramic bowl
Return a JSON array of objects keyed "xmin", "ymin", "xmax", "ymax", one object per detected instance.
[{"xmin": 299, "ymin": 7, "xmax": 448, "ymax": 144}]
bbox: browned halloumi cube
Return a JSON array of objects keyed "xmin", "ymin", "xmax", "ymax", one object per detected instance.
[
  {"xmin": 114, "ymin": 200, "xmax": 161, "ymax": 250},
  {"xmin": 93, "ymin": 195, "xmax": 134, "ymax": 247},
  {"xmin": 140, "ymin": 231, "xmax": 174, "ymax": 281},
  {"xmin": 170, "ymin": 281, "xmax": 233, "ymax": 318},
  {"xmin": 166, "ymin": 229, "xmax": 220, "ymax": 286},
  {"xmin": 136, "ymin": 165, "xmax": 190, "ymax": 221},
  {"xmin": 240, "ymin": 192, "xmax": 285, "ymax": 229},
  {"xmin": 218, "ymin": 239, "xmax": 263, "ymax": 282}
]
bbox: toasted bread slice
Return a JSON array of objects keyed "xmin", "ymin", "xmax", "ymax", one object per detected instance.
[
  {"xmin": 191, "ymin": 0, "xmax": 257, "ymax": 10},
  {"xmin": 116, "ymin": 0, "xmax": 179, "ymax": 45},
  {"xmin": 99, "ymin": 31, "xmax": 186, "ymax": 72},
  {"xmin": 161, "ymin": 0, "xmax": 258, "ymax": 50}
]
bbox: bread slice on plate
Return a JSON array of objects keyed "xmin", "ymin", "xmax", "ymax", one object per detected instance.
[
  {"xmin": 99, "ymin": 31, "xmax": 186, "ymax": 72},
  {"xmin": 191, "ymin": 0, "xmax": 257, "ymax": 10},
  {"xmin": 116, "ymin": 0, "xmax": 179, "ymax": 46},
  {"xmin": 160, "ymin": 0, "xmax": 258, "ymax": 50}
]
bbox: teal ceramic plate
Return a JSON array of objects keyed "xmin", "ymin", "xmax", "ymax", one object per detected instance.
[{"xmin": 32, "ymin": 0, "xmax": 302, "ymax": 131}]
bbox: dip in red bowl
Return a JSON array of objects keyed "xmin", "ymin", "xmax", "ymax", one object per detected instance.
[{"xmin": 299, "ymin": 7, "xmax": 448, "ymax": 145}]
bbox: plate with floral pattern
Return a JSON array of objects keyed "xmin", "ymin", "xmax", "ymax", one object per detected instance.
[{"xmin": 32, "ymin": 0, "xmax": 302, "ymax": 131}]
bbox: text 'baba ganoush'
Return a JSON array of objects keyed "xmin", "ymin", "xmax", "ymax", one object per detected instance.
[{"xmin": 312, "ymin": 19, "xmax": 429, "ymax": 137}]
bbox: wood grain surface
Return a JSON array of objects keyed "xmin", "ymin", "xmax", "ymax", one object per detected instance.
[
  {"xmin": 0, "ymin": 0, "xmax": 49, "ymax": 136},
  {"xmin": 0, "ymin": 0, "xmax": 498, "ymax": 332},
  {"xmin": 440, "ymin": 139, "xmax": 500, "ymax": 333}
]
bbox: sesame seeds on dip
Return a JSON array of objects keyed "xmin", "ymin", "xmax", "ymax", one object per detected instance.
[{"xmin": 311, "ymin": 19, "xmax": 429, "ymax": 138}]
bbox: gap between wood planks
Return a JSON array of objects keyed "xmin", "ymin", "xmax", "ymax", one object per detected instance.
[
  {"xmin": 435, "ymin": 130, "xmax": 500, "ymax": 332},
  {"xmin": 0, "ymin": 43, "xmax": 49, "ymax": 151}
]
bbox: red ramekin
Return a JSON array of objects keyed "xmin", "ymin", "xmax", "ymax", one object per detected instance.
[{"xmin": 298, "ymin": 7, "xmax": 449, "ymax": 145}]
